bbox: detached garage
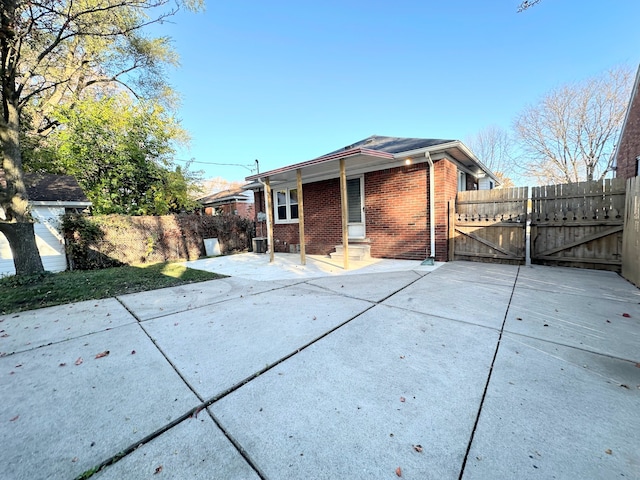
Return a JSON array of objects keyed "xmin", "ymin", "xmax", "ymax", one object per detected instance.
[{"xmin": 0, "ymin": 174, "xmax": 91, "ymax": 276}]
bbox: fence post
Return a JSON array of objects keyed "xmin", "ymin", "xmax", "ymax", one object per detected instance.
[{"xmin": 525, "ymin": 193, "xmax": 532, "ymax": 267}]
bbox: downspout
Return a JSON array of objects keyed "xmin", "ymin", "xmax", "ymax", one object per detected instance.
[{"xmin": 425, "ymin": 152, "xmax": 436, "ymax": 259}]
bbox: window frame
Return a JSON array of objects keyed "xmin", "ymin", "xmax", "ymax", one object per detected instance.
[
  {"xmin": 458, "ymin": 171, "xmax": 467, "ymax": 192},
  {"xmin": 273, "ymin": 187, "xmax": 299, "ymax": 224}
]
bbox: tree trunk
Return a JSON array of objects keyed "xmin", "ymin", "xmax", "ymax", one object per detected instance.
[
  {"xmin": 0, "ymin": 9, "xmax": 46, "ymax": 276},
  {"xmin": 0, "ymin": 221, "xmax": 44, "ymax": 275}
]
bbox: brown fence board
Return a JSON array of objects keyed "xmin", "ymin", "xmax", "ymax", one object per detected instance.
[
  {"xmin": 530, "ymin": 178, "xmax": 626, "ymax": 271},
  {"xmin": 453, "ymin": 187, "xmax": 528, "ymax": 264}
]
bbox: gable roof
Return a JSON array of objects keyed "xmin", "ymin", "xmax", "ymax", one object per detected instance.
[
  {"xmin": 24, "ymin": 173, "xmax": 91, "ymax": 205},
  {"xmin": 197, "ymin": 187, "xmax": 253, "ymax": 206},
  {"xmin": 246, "ymin": 135, "xmax": 497, "ymax": 185}
]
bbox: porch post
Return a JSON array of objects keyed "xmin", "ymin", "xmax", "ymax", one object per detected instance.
[
  {"xmin": 339, "ymin": 158, "xmax": 349, "ymax": 270},
  {"xmin": 264, "ymin": 177, "xmax": 275, "ymax": 263},
  {"xmin": 296, "ymin": 168, "xmax": 306, "ymax": 265}
]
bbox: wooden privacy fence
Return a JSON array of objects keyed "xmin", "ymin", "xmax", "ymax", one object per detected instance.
[
  {"xmin": 451, "ymin": 178, "xmax": 636, "ymax": 272},
  {"xmin": 451, "ymin": 187, "xmax": 528, "ymax": 264},
  {"xmin": 622, "ymin": 176, "xmax": 640, "ymax": 286},
  {"xmin": 530, "ymin": 178, "xmax": 626, "ymax": 270}
]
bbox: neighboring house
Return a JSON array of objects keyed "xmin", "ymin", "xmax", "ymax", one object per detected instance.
[
  {"xmin": 0, "ymin": 173, "xmax": 91, "ymax": 276},
  {"xmin": 197, "ymin": 187, "xmax": 255, "ymax": 219},
  {"xmin": 245, "ymin": 135, "xmax": 498, "ymax": 262},
  {"xmin": 613, "ymin": 64, "xmax": 640, "ymax": 179}
]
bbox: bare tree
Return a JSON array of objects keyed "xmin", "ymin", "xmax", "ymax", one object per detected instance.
[
  {"xmin": 0, "ymin": 0, "xmax": 202, "ymax": 275},
  {"xmin": 513, "ymin": 66, "xmax": 633, "ymax": 185},
  {"xmin": 466, "ymin": 125, "xmax": 516, "ymax": 187}
]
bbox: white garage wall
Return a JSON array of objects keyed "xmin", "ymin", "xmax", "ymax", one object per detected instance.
[{"xmin": 0, "ymin": 206, "xmax": 67, "ymax": 277}]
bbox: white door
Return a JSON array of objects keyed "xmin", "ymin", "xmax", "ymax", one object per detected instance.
[{"xmin": 347, "ymin": 176, "xmax": 365, "ymax": 238}]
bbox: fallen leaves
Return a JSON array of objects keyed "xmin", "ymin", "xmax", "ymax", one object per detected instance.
[
  {"xmin": 10, "ymin": 415, "xmax": 19, "ymax": 422},
  {"xmin": 131, "ymin": 350, "xmax": 136, "ymax": 355},
  {"xmin": 395, "ymin": 466, "xmax": 402, "ymax": 477},
  {"xmin": 75, "ymin": 357, "xmax": 83, "ymax": 366},
  {"xmin": 413, "ymin": 444, "xmax": 423, "ymax": 453},
  {"xmin": 605, "ymin": 449, "xmax": 613, "ymax": 455},
  {"xmin": 622, "ymin": 313, "xmax": 631, "ymax": 318},
  {"xmin": 95, "ymin": 350, "xmax": 110, "ymax": 359},
  {"xmin": 59, "ymin": 363, "xmax": 67, "ymax": 367},
  {"xmin": 154, "ymin": 465, "xmax": 163, "ymax": 474},
  {"xmin": 400, "ymin": 397, "xmax": 406, "ymax": 403}
]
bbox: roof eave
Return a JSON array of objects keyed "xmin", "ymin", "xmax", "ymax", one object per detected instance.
[
  {"xmin": 392, "ymin": 140, "xmax": 500, "ymax": 184},
  {"xmin": 245, "ymin": 147, "xmax": 394, "ymax": 182}
]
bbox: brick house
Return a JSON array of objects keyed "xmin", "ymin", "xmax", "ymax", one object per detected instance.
[
  {"xmin": 245, "ymin": 135, "xmax": 498, "ymax": 263},
  {"xmin": 613, "ymin": 65, "xmax": 640, "ymax": 179},
  {"xmin": 197, "ymin": 187, "xmax": 255, "ymax": 219}
]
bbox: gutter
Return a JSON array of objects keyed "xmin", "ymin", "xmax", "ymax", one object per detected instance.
[{"xmin": 30, "ymin": 200, "xmax": 92, "ymax": 207}]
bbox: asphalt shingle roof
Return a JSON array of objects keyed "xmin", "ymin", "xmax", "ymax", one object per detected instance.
[
  {"xmin": 24, "ymin": 173, "xmax": 90, "ymax": 203},
  {"xmin": 327, "ymin": 135, "xmax": 455, "ymax": 156}
]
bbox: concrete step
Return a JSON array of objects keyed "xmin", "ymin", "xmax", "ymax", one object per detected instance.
[{"xmin": 330, "ymin": 244, "xmax": 371, "ymax": 261}]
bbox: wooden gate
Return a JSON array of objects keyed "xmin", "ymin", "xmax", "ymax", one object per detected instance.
[
  {"xmin": 451, "ymin": 187, "xmax": 528, "ymax": 264},
  {"xmin": 530, "ymin": 178, "xmax": 626, "ymax": 270}
]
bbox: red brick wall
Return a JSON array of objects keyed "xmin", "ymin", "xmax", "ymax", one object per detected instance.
[
  {"xmin": 434, "ymin": 159, "xmax": 458, "ymax": 262},
  {"xmin": 364, "ymin": 165, "xmax": 428, "ymax": 260},
  {"xmin": 300, "ymin": 179, "xmax": 344, "ymax": 254},
  {"xmin": 616, "ymin": 83, "xmax": 640, "ymax": 180}
]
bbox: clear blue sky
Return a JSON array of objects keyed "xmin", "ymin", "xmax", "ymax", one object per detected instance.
[{"xmin": 159, "ymin": 1, "xmax": 640, "ymax": 182}]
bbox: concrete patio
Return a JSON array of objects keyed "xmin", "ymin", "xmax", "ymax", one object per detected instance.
[{"xmin": 1, "ymin": 256, "xmax": 639, "ymax": 479}]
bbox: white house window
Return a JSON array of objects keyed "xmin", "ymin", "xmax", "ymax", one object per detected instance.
[
  {"xmin": 274, "ymin": 188, "xmax": 299, "ymax": 223},
  {"xmin": 458, "ymin": 171, "xmax": 467, "ymax": 192}
]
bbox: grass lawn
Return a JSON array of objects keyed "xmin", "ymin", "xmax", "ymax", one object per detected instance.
[{"xmin": 0, "ymin": 262, "xmax": 225, "ymax": 315}]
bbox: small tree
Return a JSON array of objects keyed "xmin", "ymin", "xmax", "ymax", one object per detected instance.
[
  {"xmin": 28, "ymin": 95, "xmax": 201, "ymax": 215},
  {"xmin": 513, "ymin": 66, "xmax": 633, "ymax": 185}
]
